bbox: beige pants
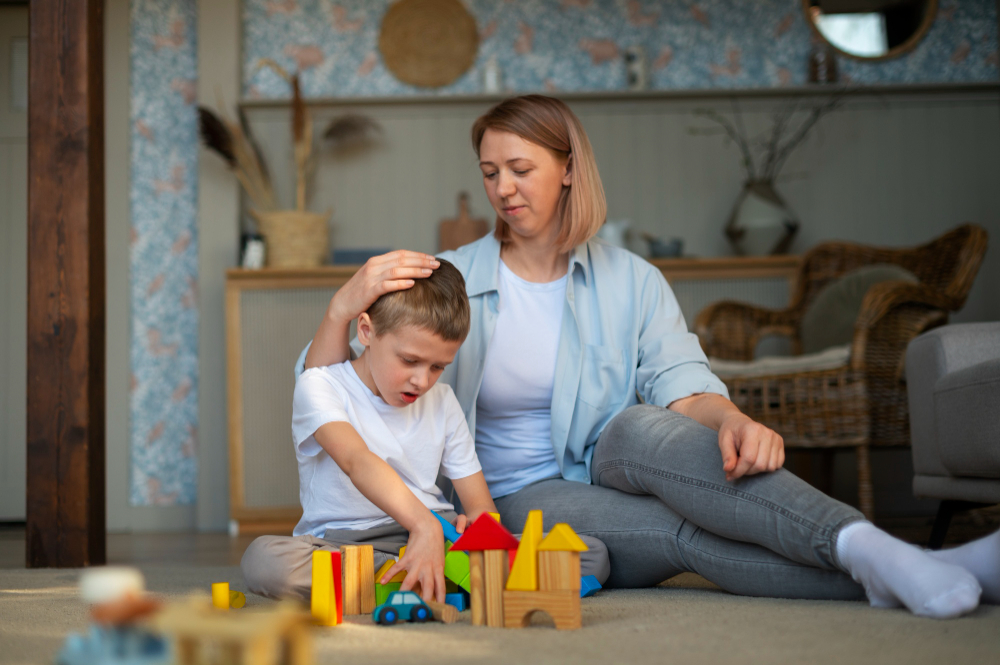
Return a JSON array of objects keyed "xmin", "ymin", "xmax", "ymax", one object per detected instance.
[{"xmin": 241, "ymin": 511, "xmax": 610, "ymax": 601}]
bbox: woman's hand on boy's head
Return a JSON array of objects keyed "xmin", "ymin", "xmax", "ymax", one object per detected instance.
[{"xmin": 329, "ymin": 250, "xmax": 440, "ymax": 323}]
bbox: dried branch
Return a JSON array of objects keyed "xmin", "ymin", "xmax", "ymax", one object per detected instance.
[
  {"xmin": 197, "ymin": 107, "xmax": 235, "ymax": 167},
  {"xmin": 769, "ymin": 95, "xmax": 845, "ymax": 179},
  {"xmin": 693, "ymin": 108, "xmax": 756, "ymax": 180},
  {"xmin": 323, "ymin": 114, "xmax": 383, "ymax": 151}
]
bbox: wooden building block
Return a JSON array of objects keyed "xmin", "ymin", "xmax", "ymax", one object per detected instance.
[
  {"xmin": 538, "ymin": 551, "xmax": 580, "ymax": 592},
  {"xmin": 340, "ymin": 545, "xmax": 361, "ymax": 615},
  {"xmin": 502, "ymin": 589, "xmax": 581, "ymax": 630},
  {"xmin": 444, "ymin": 550, "xmax": 471, "ymax": 592},
  {"xmin": 211, "ymin": 582, "xmax": 230, "ymax": 610},
  {"xmin": 332, "ymin": 550, "xmax": 343, "ymax": 623},
  {"xmin": 468, "ymin": 551, "xmax": 486, "ymax": 626},
  {"xmin": 580, "ymin": 575, "xmax": 602, "ymax": 598},
  {"xmin": 358, "ymin": 545, "xmax": 376, "ymax": 613},
  {"xmin": 538, "ymin": 523, "xmax": 588, "ymax": 552},
  {"xmin": 229, "ymin": 590, "xmax": 246, "ymax": 609},
  {"xmin": 311, "ymin": 550, "xmax": 339, "ymax": 626},
  {"xmin": 506, "ymin": 510, "xmax": 543, "ymax": 591},
  {"xmin": 375, "ymin": 581, "xmax": 401, "ymax": 605},
  {"xmin": 425, "ymin": 600, "xmax": 459, "ymax": 624},
  {"xmin": 375, "ymin": 558, "xmax": 394, "ymax": 583},
  {"xmin": 484, "ymin": 549, "xmax": 509, "ymax": 628},
  {"xmin": 445, "ymin": 592, "xmax": 468, "ymax": 612}
]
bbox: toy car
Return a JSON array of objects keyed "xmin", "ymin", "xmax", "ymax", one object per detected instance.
[{"xmin": 372, "ymin": 590, "xmax": 432, "ymax": 625}]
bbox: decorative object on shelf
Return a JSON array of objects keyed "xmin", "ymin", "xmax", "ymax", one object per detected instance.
[
  {"xmin": 624, "ymin": 45, "xmax": 649, "ymax": 91},
  {"xmin": 440, "ymin": 192, "xmax": 489, "ymax": 251},
  {"xmin": 202, "ymin": 59, "xmax": 383, "ymax": 268},
  {"xmin": 807, "ymin": 37, "xmax": 840, "ymax": 84},
  {"xmin": 803, "ymin": 0, "xmax": 938, "ymax": 62},
  {"xmin": 483, "ymin": 55, "xmax": 503, "ymax": 94},
  {"xmin": 239, "ymin": 232, "xmax": 266, "ymax": 269},
  {"xmin": 691, "ymin": 96, "xmax": 845, "ymax": 256},
  {"xmin": 641, "ymin": 232, "xmax": 683, "ymax": 258},
  {"xmin": 379, "ymin": 0, "xmax": 479, "ymax": 89}
]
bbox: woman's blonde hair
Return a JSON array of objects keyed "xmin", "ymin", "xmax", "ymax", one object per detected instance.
[{"xmin": 471, "ymin": 95, "xmax": 606, "ymax": 254}]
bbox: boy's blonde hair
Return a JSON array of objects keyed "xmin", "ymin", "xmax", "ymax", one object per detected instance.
[
  {"xmin": 366, "ymin": 259, "xmax": 470, "ymax": 342},
  {"xmin": 471, "ymin": 95, "xmax": 607, "ymax": 254}
]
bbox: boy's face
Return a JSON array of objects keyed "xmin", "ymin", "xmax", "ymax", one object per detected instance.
[{"xmin": 356, "ymin": 316, "xmax": 462, "ymax": 408}]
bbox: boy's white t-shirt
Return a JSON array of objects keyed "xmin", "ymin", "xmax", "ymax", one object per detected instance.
[{"xmin": 291, "ymin": 361, "xmax": 482, "ymax": 536}]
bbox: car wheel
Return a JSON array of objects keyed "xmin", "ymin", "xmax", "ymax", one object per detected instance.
[
  {"xmin": 412, "ymin": 606, "xmax": 430, "ymax": 623},
  {"xmin": 379, "ymin": 608, "xmax": 399, "ymax": 625}
]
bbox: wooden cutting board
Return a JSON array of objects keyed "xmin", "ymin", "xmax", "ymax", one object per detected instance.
[{"xmin": 439, "ymin": 192, "xmax": 489, "ymax": 252}]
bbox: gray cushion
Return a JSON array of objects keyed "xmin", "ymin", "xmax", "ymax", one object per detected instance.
[
  {"xmin": 935, "ymin": 357, "xmax": 1000, "ymax": 478},
  {"xmin": 800, "ymin": 264, "xmax": 919, "ymax": 354}
]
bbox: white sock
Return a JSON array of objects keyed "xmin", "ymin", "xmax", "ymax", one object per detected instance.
[
  {"xmin": 836, "ymin": 521, "xmax": 981, "ymax": 619},
  {"xmin": 926, "ymin": 529, "xmax": 1000, "ymax": 604}
]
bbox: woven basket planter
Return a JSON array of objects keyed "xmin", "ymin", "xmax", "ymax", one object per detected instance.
[{"xmin": 252, "ymin": 209, "xmax": 330, "ymax": 268}]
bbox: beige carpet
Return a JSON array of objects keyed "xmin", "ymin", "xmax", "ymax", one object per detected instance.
[{"xmin": 2, "ymin": 566, "xmax": 999, "ymax": 665}]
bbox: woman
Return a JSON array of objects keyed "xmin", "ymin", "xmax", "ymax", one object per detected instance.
[{"xmin": 298, "ymin": 95, "xmax": 997, "ymax": 618}]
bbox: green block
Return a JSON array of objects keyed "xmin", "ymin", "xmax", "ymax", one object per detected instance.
[
  {"xmin": 375, "ymin": 581, "xmax": 401, "ymax": 606},
  {"xmin": 444, "ymin": 550, "xmax": 471, "ymax": 593}
]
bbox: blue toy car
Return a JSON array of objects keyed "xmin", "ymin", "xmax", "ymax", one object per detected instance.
[{"xmin": 373, "ymin": 590, "xmax": 432, "ymax": 625}]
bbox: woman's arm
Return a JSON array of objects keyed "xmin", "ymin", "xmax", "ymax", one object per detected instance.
[
  {"xmin": 304, "ymin": 251, "xmax": 440, "ymax": 370},
  {"xmin": 668, "ymin": 393, "xmax": 785, "ymax": 482},
  {"xmin": 313, "ymin": 421, "xmax": 448, "ymax": 602}
]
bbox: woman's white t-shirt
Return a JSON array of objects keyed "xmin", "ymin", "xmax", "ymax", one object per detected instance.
[
  {"xmin": 475, "ymin": 260, "xmax": 565, "ymax": 498},
  {"xmin": 291, "ymin": 361, "xmax": 482, "ymax": 536}
]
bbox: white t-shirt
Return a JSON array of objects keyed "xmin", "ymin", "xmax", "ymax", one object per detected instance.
[
  {"xmin": 475, "ymin": 260, "xmax": 565, "ymax": 498},
  {"xmin": 291, "ymin": 361, "xmax": 482, "ymax": 536}
]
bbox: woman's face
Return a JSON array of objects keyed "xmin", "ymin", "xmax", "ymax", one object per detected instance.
[{"xmin": 478, "ymin": 129, "xmax": 571, "ymax": 245}]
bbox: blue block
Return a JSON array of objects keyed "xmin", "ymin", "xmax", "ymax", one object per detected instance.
[
  {"xmin": 432, "ymin": 511, "xmax": 462, "ymax": 544},
  {"xmin": 445, "ymin": 592, "xmax": 468, "ymax": 612},
  {"xmin": 580, "ymin": 575, "xmax": 602, "ymax": 598}
]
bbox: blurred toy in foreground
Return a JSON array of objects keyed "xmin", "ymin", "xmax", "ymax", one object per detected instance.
[{"xmin": 57, "ymin": 567, "xmax": 167, "ymax": 665}]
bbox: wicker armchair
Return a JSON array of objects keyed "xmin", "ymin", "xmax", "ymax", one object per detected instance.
[{"xmin": 695, "ymin": 224, "xmax": 988, "ymax": 519}]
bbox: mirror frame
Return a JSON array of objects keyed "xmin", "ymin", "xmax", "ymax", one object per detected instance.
[{"xmin": 802, "ymin": 0, "xmax": 938, "ymax": 62}]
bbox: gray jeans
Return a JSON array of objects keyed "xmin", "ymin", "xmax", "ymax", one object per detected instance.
[
  {"xmin": 493, "ymin": 405, "xmax": 867, "ymax": 600},
  {"xmin": 242, "ymin": 510, "xmax": 611, "ymax": 601}
]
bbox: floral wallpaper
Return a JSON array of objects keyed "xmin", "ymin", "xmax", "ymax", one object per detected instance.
[
  {"xmin": 129, "ymin": 0, "xmax": 996, "ymax": 507},
  {"xmin": 129, "ymin": 0, "xmax": 199, "ymax": 506},
  {"xmin": 243, "ymin": 0, "xmax": 998, "ymax": 98}
]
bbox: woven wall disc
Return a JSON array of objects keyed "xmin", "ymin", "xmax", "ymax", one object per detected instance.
[{"xmin": 379, "ymin": 0, "xmax": 479, "ymax": 88}]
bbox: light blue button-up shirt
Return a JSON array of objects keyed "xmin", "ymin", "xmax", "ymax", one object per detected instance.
[{"xmin": 296, "ymin": 233, "xmax": 728, "ymax": 488}]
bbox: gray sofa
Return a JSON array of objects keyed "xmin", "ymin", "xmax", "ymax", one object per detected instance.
[{"xmin": 906, "ymin": 322, "xmax": 1000, "ymax": 547}]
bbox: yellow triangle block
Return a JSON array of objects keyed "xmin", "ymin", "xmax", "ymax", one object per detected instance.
[
  {"xmin": 376, "ymin": 554, "xmax": 407, "ymax": 583},
  {"xmin": 506, "ymin": 510, "xmax": 543, "ymax": 591},
  {"xmin": 538, "ymin": 523, "xmax": 589, "ymax": 552}
]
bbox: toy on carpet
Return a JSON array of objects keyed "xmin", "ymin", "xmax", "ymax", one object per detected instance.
[
  {"xmin": 372, "ymin": 590, "xmax": 434, "ymax": 625},
  {"xmin": 149, "ymin": 594, "xmax": 313, "ymax": 665},
  {"xmin": 311, "ymin": 550, "xmax": 343, "ymax": 626},
  {"xmin": 57, "ymin": 567, "xmax": 167, "ymax": 665},
  {"xmin": 212, "ymin": 582, "xmax": 246, "ymax": 610}
]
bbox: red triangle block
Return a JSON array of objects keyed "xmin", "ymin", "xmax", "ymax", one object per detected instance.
[{"xmin": 449, "ymin": 513, "xmax": 520, "ymax": 551}]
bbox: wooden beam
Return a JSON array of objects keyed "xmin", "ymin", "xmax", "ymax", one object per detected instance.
[{"xmin": 26, "ymin": 0, "xmax": 106, "ymax": 567}]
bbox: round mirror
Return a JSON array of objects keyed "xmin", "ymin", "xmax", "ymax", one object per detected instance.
[{"xmin": 803, "ymin": 0, "xmax": 937, "ymax": 61}]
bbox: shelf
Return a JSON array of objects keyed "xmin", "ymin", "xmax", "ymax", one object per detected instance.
[{"xmin": 239, "ymin": 82, "xmax": 1000, "ymax": 110}]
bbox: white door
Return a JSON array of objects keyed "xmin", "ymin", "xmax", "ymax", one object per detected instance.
[{"xmin": 0, "ymin": 6, "xmax": 29, "ymax": 521}]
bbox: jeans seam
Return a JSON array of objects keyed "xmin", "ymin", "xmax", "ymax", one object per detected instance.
[{"xmin": 595, "ymin": 458, "xmax": 835, "ymax": 539}]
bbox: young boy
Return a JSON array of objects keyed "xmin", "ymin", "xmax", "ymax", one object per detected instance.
[
  {"xmin": 242, "ymin": 260, "xmax": 610, "ymax": 603},
  {"xmin": 289, "ymin": 260, "xmax": 495, "ymax": 602}
]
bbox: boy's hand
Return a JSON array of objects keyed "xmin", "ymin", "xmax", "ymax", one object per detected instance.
[
  {"xmin": 379, "ymin": 518, "xmax": 446, "ymax": 603},
  {"xmin": 454, "ymin": 514, "xmax": 468, "ymax": 534}
]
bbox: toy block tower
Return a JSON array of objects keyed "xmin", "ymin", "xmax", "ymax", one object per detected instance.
[
  {"xmin": 450, "ymin": 513, "xmax": 520, "ymax": 627},
  {"xmin": 503, "ymin": 516, "xmax": 587, "ymax": 630}
]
